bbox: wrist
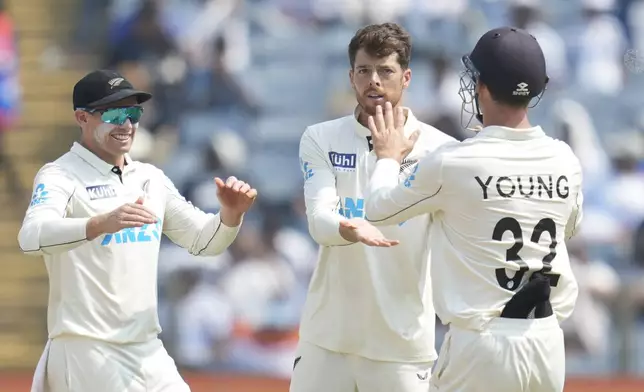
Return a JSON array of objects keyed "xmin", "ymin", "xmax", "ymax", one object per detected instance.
[
  {"xmin": 86, "ymin": 215, "xmax": 105, "ymax": 241},
  {"xmin": 220, "ymin": 207, "xmax": 243, "ymax": 227},
  {"xmin": 375, "ymin": 151, "xmax": 403, "ymax": 163},
  {"xmin": 339, "ymin": 221, "xmax": 358, "ymax": 243}
]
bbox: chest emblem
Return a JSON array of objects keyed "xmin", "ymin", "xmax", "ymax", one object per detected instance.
[
  {"xmin": 328, "ymin": 151, "xmax": 357, "ymax": 171},
  {"xmin": 86, "ymin": 184, "xmax": 118, "ymax": 200}
]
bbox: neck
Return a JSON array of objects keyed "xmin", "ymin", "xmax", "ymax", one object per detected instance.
[
  {"xmin": 482, "ymin": 106, "xmax": 532, "ymax": 129},
  {"xmin": 80, "ymin": 141, "xmax": 125, "ymax": 168},
  {"xmin": 357, "ymin": 109, "xmax": 371, "ymax": 129}
]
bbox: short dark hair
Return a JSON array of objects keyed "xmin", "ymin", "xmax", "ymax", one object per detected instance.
[
  {"xmin": 478, "ymin": 79, "xmax": 532, "ymax": 108},
  {"xmin": 488, "ymin": 87, "xmax": 532, "ymax": 109},
  {"xmin": 348, "ymin": 23, "xmax": 412, "ymax": 69}
]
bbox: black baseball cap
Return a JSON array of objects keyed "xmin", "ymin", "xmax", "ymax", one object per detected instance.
[
  {"xmin": 72, "ymin": 69, "xmax": 152, "ymax": 110},
  {"xmin": 465, "ymin": 27, "xmax": 548, "ymax": 102}
]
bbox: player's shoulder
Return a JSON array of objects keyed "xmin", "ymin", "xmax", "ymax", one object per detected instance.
[
  {"xmin": 36, "ymin": 152, "xmax": 79, "ymax": 180},
  {"xmin": 30, "ymin": 154, "xmax": 82, "ymax": 193},
  {"xmin": 129, "ymin": 159, "xmax": 166, "ymax": 179},
  {"xmin": 415, "ymin": 119, "xmax": 458, "ymax": 148},
  {"xmin": 545, "ymin": 135, "xmax": 580, "ymax": 161},
  {"xmin": 302, "ymin": 115, "xmax": 355, "ymax": 142}
]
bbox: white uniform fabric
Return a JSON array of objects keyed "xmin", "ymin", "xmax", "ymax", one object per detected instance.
[
  {"xmin": 365, "ymin": 125, "xmax": 582, "ymax": 392},
  {"xmin": 290, "ymin": 342, "xmax": 433, "ymax": 392},
  {"xmin": 296, "ymin": 108, "xmax": 454, "ymax": 374},
  {"xmin": 46, "ymin": 336, "xmax": 189, "ymax": 392},
  {"xmin": 19, "ymin": 142, "xmax": 240, "ymax": 391},
  {"xmin": 429, "ymin": 316, "xmax": 564, "ymax": 392}
]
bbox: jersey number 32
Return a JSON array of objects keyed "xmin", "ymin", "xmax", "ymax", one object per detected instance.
[{"xmin": 492, "ymin": 217, "xmax": 561, "ymax": 291}]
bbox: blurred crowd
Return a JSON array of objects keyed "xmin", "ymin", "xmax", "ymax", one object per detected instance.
[{"xmin": 52, "ymin": 0, "xmax": 644, "ymax": 378}]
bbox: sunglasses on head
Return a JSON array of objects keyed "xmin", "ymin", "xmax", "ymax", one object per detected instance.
[{"xmin": 80, "ymin": 106, "xmax": 144, "ymax": 125}]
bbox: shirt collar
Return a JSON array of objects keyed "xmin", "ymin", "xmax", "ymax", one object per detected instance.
[
  {"xmin": 70, "ymin": 142, "xmax": 133, "ymax": 175},
  {"xmin": 352, "ymin": 105, "xmax": 419, "ymax": 138},
  {"xmin": 476, "ymin": 125, "xmax": 546, "ymax": 141}
]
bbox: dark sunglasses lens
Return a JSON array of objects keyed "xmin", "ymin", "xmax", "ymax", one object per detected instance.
[{"xmin": 101, "ymin": 107, "xmax": 143, "ymax": 125}]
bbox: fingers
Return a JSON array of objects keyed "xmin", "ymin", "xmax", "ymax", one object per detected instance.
[
  {"xmin": 360, "ymin": 237, "xmax": 400, "ymax": 247},
  {"xmin": 231, "ymin": 180, "xmax": 245, "ymax": 192},
  {"xmin": 225, "ymin": 176, "xmax": 238, "ymax": 187},
  {"xmin": 408, "ymin": 129, "xmax": 421, "ymax": 144},
  {"xmin": 215, "ymin": 176, "xmax": 244, "ymax": 190},
  {"xmin": 124, "ymin": 204, "xmax": 158, "ymax": 223},
  {"xmin": 384, "ymin": 101, "xmax": 395, "ymax": 131},
  {"xmin": 375, "ymin": 105, "xmax": 386, "ymax": 134},
  {"xmin": 395, "ymin": 105, "xmax": 405, "ymax": 130},
  {"xmin": 367, "ymin": 115, "xmax": 378, "ymax": 136},
  {"xmin": 246, "ymin": 188, "xmax": 258, "ymax": 199},
  {"xmin": 119, "ymin": 220, "xmax": 148, "ymax": 228},
  {"xmin": 216, "ymin": 177, "xmax": 257, "ymax": 199},
  {"xmin": 238, "ymin": 182, "xmax": 251, "ymax": 194}
]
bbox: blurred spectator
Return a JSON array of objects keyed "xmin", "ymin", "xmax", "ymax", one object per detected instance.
[
  {"xmin": 218, "ymin": 218, "xmax": 302, "ymax": 377},
  {"xmin": 602, "ymin": 132, "xmax": 644, "ymax": 230},
  {"xmin": 572, "ymin": 0, "xmax": 628, "ymax": 95},
  {"xmin": 311, "ymin": 0, "xmax": 411, "ymax": 26},
  {"xmin": 551, "ymin": 98, "xmax": 612, "ymax": 195},
  {"xmin": 562, "ymin": 235, "xmax": 620, "ymax": 357},
  {"xmin": 168, "ymin": 267, "xmax": 235, "ymax": 371},
  {"xmin": 0, "ymin": 0, "xmax": 22, "ymax": 200},
  {"xmin": 635, "ymin": 219, "xmax": 644, "ymax": 268},
  {"xmin": 417, "ymin": 51, "xmax": 471, "ymax": 141},
  {"xmin": 106, "ymin": 0, "xmax": 188, "ymax": 135},
  {"xmin": 508, "ymin": 0, "xmax": 568, "ymax": 88},
  {"xmin": 221, "ymin": 219, "xmax": 301, "ymax": 327},
  {"xmin": 183, "ymin": 35, "xmax": 260, "ymax": 116}
]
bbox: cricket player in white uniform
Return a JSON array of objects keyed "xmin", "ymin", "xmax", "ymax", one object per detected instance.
[
  {"xmin": 363, "ymin": 27, "xmax": 582, "ymax": 392},
  {"xmin": 290, "ymin": 23, "xmax": 455, "ymax": 392},
  {"xmin": 18, "ymin": 70, "xmax": 257, "ymax": 392}
]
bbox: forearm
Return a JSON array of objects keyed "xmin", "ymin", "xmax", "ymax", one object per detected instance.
[
  {"xmin": 18, "ymin": 217, "xmax": 90, "ymax": 256},
  {"xmin": 365, "ymin": 159, "xmax": 408, "ymax": 225},
  {"xmin": 308, "ymin": 210, "xmax": 353, "ymax": 246},
  {"xmin": 366, "ymin": 158, "xmax": 441, "ymax": 226},
  {"xmin": 174, "ymin": 212, "xmax": 241, "ymax": 257},
  {"xmin": 219, "ymin": 206, "xmax": 244, "ymax": 228}
]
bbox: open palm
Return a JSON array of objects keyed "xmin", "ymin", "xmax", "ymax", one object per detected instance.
[{"xmin": 340, "ymin": 218, "xmax": 399, "ymax": 247}]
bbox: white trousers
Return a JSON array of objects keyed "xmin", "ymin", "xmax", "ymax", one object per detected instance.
[
  {"xmin": 430, "ymin": 316, "xmax": 565, "ymax": 392},
  {"xmin": 289, "ymin": 341, "xmax": 434, "ymax": 392},
  {"xmin": 34, "ymin": 336, "xmax": 190, "ymax": 392}
]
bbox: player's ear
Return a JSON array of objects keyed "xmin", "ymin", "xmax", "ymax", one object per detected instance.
[
  {"xmin": 74, "ymin": 110, "xmax": 87, "ymax": 126},
  {"xmin": 403, "ymin": 67, "xmax": 411, "ymax": 89}
]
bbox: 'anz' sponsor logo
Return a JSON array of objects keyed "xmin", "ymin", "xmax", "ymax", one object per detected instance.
[
  {"xmin": 86, "ymin": 185, "xmax": 118, "ymax": 200},
  {"xmin": 328, "ymin": 152, "xmax": 356, "ymax": 170}
]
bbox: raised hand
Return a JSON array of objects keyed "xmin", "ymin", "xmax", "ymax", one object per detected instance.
[
  {"xmin": 367, "ymin": 102, "xmax": 420, "ymax": 163},
  {"xmin": 215, "ymin": 176, "xmax": 258, "ymax": 226}
]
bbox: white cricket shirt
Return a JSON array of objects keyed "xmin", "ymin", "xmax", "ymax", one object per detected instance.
[
  {"xmin": 18, "ymin": 142, "xmax": 240, "ymax": 344},
  {"xmin": 298, "ymin": 108, "xmax": 455, "ymax": 362},
  {"xmin": 365, "ymin": 126, "xmax": 582, "ymax": 331}
]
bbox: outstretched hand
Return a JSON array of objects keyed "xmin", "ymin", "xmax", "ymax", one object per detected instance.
[{"xmin": 339, "ymin": 218, "xmax": 400, "ymax": 247}]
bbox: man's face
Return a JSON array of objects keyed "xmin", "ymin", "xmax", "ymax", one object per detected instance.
[
  {"xmin": 349, "ymin": 49, "xmax": 411, "ymax": 116},
  {"xmin": 76, "ymin": 97, "xmax": 140, "ymax": 158}
]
